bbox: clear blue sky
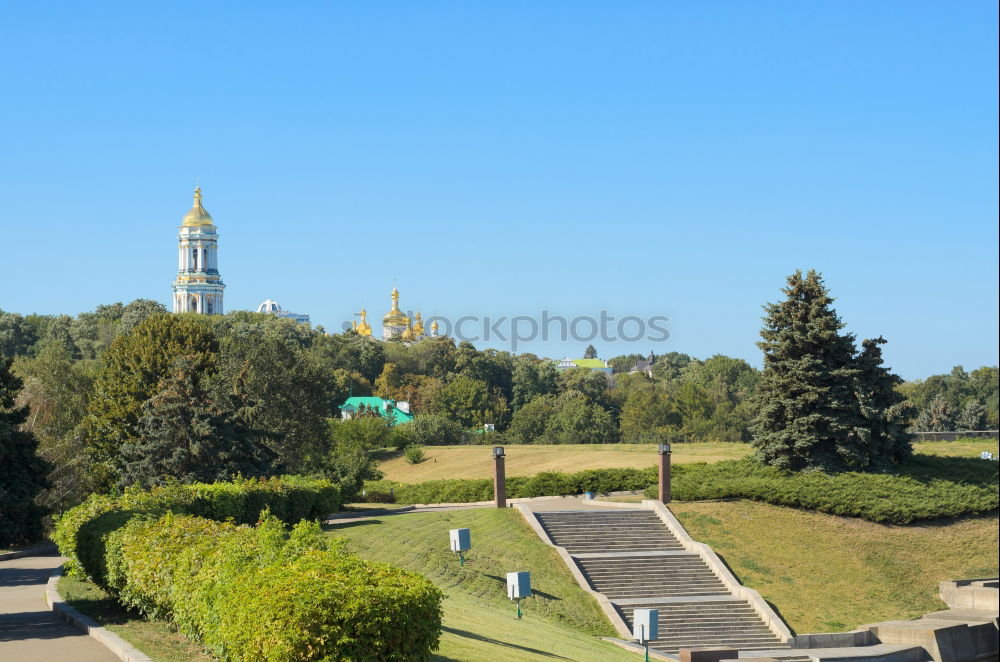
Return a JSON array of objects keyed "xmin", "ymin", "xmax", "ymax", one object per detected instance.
[{"xmin": 1, "ymin": 1, "xmax": 997, "ymax": 379}]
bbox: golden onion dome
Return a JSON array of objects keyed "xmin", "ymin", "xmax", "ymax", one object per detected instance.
[
  {"xmin": 182, "ymin": 187, "xmax": 215, "ymax": 227},
  {"xmin": 382, "ymin": 287, "xmax": 408, "ymax": 326},
  {"xmin": 401, "ymin": 317, "xmax": 416, "ymax": 341}
]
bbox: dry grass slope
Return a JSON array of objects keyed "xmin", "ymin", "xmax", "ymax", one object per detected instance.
[
  {"xmin": 378, "ymin": 439, "xmax": 998, "ymax": 483},
  {"xmin": 673, "ymin": 501, "xmax": 999, "ymax": 633}
]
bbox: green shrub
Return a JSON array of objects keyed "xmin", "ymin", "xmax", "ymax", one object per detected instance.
[
  {"xmin": 53, "ymin": 475, "xmax": 340, "ymax": 580},
  {"xmin": 105, "ymin": 512, "xmax": 443, "ymax": 661},
  {"xmin": 388, "ymin": 466, "xmax": 658, "ymax": 504},
  {"xmin": 642, "ymin": 456, "xmax": 998, "ymax": 524},
  {"xmin": 404, "ymin": 444, "xmax": 426, "ymax": 464}
]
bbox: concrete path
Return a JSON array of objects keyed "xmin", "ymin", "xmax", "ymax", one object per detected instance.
[{"xmin": 0, "ymin": 552, "xmax": 118, "ymax": 662}]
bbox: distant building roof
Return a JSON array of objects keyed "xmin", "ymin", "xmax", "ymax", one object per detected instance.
[
  {"xmin": 340, "ymin": 396, "xmax": 414, "ymax": 425},
  {"xmin": 553, "ymin": 358, "xmax": 613, "ymax": 374}
]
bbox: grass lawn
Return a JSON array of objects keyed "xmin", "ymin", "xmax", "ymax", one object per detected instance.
[
  {"xmin": 378, "ymin": 442, "xmax": 751, "ymax": 482},
  {"xmin": 378, "ymin": 440, "xmax": 998, "ymax": 484},
  {"xmin": 57, "ymin": 574, "xmax": 212, "ymax": 662},
  {"xmin": 672, "ymin": 500, "xmax": 999, "ymax": 633},
  {"xmin": 326, "ymin": 508, "xmax": 638, "ymax": 662}
]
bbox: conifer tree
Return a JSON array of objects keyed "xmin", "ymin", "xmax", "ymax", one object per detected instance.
[
  {"xmin": 854, "ymin": 337, "xmax": 914, "ymax": 467},
  {"xmin": 118, "ymin": 357, "xmax": 274, "ymax": 488},
  {"xmin": 915, "ymin": 396, "xmax": 955, "ymax": 432},
  {"xmin": 750, "ymin": 270, "xmax": 867, "ymax": 471},
  {"xmin": 0, "ymin": 357, "xmax": 52, "ymax": 546}
]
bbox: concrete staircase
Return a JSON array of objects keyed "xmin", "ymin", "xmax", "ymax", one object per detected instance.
[{"xmin": 533, "ymin": 510, "xmax": 788, "ymax": 655}]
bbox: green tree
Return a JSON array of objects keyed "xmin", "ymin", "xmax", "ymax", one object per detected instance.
[
  {"xmin": 957, "ymin": 400, "xmax": 986, "ymax": 431},
  {"xmin": 209, "ymin": 319, "xmax": 332, "ymax": 472},
  {"xmin": 750, "ymin": 270, "xmax": 867, "ymax": 471},
  {"xmin": 120, "ymin": 299, "xmax": 169, "ymax": 335},
  {"xmin": 545, "ymin": 391, "xmax": 617, "ymax": 444},
  {"xmin": 438, "ymin": 375, "xmax": 493, "ymax": 428},
  {"xmin": 119, "ymin": 357, "xmax": 275, "ymax": 488},
  {"xmin": 583, "ymin": 344, "xmax": 598, "ymax": 359},
  {"xmin": 511, "ymin": 358, "xmax": 559, "ymax": 410},
  {"xmin": 508, "ymin": 394, "xmax": 558, "ymax": 443},
  {"xmin": 406, "ymin": 413, "xmax": 467, "ymax": 446},
  {"xmin": 558, "ymin": 367, "xmax": 612, "ymax": 410},
  {"xmin": 854, "ymin": 337, "xmax": 913, "ymax": 466},
  {"xmin": 0, "ymin": 310, "xmax": 39, "ymax": 358},
  {"xmin": 0, "ymin": 357, "xmax": 52, "ymax": 546},
  {"xmin": 618, "ymin": 384, "xmax": 677, "ymax": 442},
  {"xmin": 81, "ymin": 314, "xmax": 217, "ymax": 488},
  {"xmin": 321, "ymin": 417, "xmax": 388, "ymax": 499},
  {"xmin": 915, "ymin": 396, "xmax": 955, "ymax": 431},
  {"xmin": 12, "ymin": 341, "xmax": 96, "ymax": 511}
]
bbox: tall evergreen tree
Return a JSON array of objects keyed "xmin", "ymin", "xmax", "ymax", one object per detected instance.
[
  {"xmin": 915, "ymin": 396, "xmax": 955, "ymax": 432},
  {"xmin": 119, "ymin": 357, "xmax": 274, "ymax": 489},
  {"xmin": 750, "ymin": 270, "xmax": 867, "ymax": 471},
  {"xmin": 854, "ymin": 337, "xmax": 914, "ymax": 467},
  {"xmin": 0, "ymin": 357, "xmax": 52, "ymax": 546}
]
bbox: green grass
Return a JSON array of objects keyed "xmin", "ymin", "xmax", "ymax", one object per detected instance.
[
  {"xmin": 672, "ymin": 500, "xmax": 999, "ymax": 633},
  {"xmin": 57, "ymin": 574, "xmax": 212, "ymax": 662},
  {"xmin": 325, "ymin": 508, "xmax": 638, "ymax": 662}
]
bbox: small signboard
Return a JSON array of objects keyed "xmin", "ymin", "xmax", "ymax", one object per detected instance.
[
  {"xmin": 632, "ymin": 608, "xmax": 659, "ymax": 643},
  {"xmin": 450, "ymin": 528, "xmax": 471, "ymax": 553},
  {"xmin": 507, "ymin": 571, "xmax": 531, "ymax": 599}
]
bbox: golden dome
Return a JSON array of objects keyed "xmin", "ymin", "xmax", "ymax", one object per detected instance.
[
  {"xmin": 382, "ymin": 287, "xmax": 408, "ymax": 326},
  {"xmin": 401, "ymin": 316, "xmax": 416, "ymax": 341},
  {"xmin": 412, "ymin": 312, "xmax": 425, "ymax": 336},
  {"xmin": 182, "ymin": 187, "xmax": 215, "ymax": 227},
  {"xmin": 356, "ymin": 308, "xmax": 372, "ymax": 336}
]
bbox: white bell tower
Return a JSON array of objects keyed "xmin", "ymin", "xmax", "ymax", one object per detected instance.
[{"xmin": 172, "ymin": 187, "xmax": 225, "ymax": 314}]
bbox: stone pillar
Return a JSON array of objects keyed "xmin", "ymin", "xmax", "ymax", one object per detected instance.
[
  {"xmin": 493, "ymin": 446, "xmax": 506, "ymax": 508},
  {"xmin": 658, "ymin": 443, "xmax": 672, "ymax": 503}
]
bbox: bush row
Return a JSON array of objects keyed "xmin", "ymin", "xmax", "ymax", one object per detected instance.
[
  {"xmin": 54, "ymin": 475, "xmax": 340, "ymax": 579},
  {"xmin": 371, "ymin": 466, "xmax": 658, "ymax": 504},
  {"xmin": 105, "ymin": 512, "xmax": 442, "ymax": 661},
  {"xmin": 370, "ymin": 454, "xmax": 997, "ymax": 524},
  {"xmin": 644, "ymin": 456, "xmax": 999, "ymax": 523}
]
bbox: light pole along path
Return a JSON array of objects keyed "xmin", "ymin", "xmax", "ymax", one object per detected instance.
[{"xmin": 0, "ymin": 551, "xmax": 119, "ymax": 662}]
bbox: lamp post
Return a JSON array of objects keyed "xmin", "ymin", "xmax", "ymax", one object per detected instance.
[
  {"xmin": 493, "ymin": 446, "xmax": 506, "ymax": 508},
  {"xmin": 657, "ymin": 443, "xmax": 671, "ymax": 504}
]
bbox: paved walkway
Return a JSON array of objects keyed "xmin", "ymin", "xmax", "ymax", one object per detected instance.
[{"xmin": 0, "ymin": 552, "xmax": 117, "ymax": 662}]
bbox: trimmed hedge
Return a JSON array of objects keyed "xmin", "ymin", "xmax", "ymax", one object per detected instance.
[
  {"xmin": 644, "ymin": 456, "xmax": 999, "ymax": 524},
  {"xmin": 54, "ymin": 475, "xmax": 340, "ymax": 580},
  {"xmin": 370, "ymin": 455, "xmax": 998, "ymax": 524},
  {"xmin": 106, "ymin": 512, "xmax": 442, "ymax": 661},
  {"xmin": 371, "ymin": 466, "xmax": 658, "ymax": 505}
]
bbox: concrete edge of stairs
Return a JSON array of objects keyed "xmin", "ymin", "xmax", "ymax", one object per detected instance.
[
  {"xmin": 602, "ymin": 636, "xmax": 679, "ymax": 661},
  {"xmin": 515, "ymin": 499, "xmax": 794, "ymax": 647},
  {"xmin": 514, "ymin": 503, "xmax": 634, "ymax": 639},
  {"xmin": 636, "ymin": 499, "xmax": 794, "ymax": 645}
]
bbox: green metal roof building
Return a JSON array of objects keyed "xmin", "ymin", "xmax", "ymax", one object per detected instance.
[{"xmin": 339, "ymin": 396, "xmax": 415, "ymax": 425}]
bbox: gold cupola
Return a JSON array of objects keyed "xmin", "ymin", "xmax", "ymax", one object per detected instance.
[
  {"xmin": 382, "ymin": 287, "xmax": 408, "ymax": 327},
  {"xmin": 412, "ymin": 312, "xmax": 425, "ymax": 336},
  {"xmin": 355, "ymin": 308, "xmax": 372, "ymax": 336},
  {"xmin": 182, "ymin": 186, "xmax": 215, "ymax": 227},
  {"xmin": 401, "ymin": 316, "xmax": 416, "ymax": 341},
  {"xmin": 431, "ymin": 319, "xmax": 439, "ymax": 336}
]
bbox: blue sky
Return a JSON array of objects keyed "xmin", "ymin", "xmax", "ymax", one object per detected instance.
[{"xmin": 1, "ymin": 1, "xmax": 996, "ymax": 379}]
